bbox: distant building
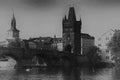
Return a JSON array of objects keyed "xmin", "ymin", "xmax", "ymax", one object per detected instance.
[
  {"xmin": 99, "ymin": 49, "xmax": 114, "ymax": 63},
  {"xmin": 28, "ymin": 41, "xmax": 37, "ymax": 49},
  {"xmin": 7, "ymin": 13, "xmax": 20, "ymax": 42},
  {"xmin": 0, "ymin": 13, "xmax": 20, "ymax": 47},
  {"xmin": 22, "ymin": 37, "xmax": 53, "ymax": 50},
  {"xmin": 97, "ymin": 29, "xmax": 114, "ymax": 51},
  {"xmin": 81, "ymin": 33, "xmax": 95, "ymax": 54},
  {"xmin": 62, "ymin": 6, "xmax": 81, "ymax": 54},
  {"xmin": 20, "ymin": 36, "xmax": 63, "ymax": 51},
  {"xmin": 97, "ymin": 29, "xmax": 115, "ymax": 63},
  {"xmin": 62, "ymin": 6, "xmax": 95, "ymax": 54},
  {"xmin": 52, "ymin": 36, "xmax": 63, "ymax": 51}
]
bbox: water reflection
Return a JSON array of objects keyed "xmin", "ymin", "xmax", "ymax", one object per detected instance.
[
  {"xmin": 0, "ymin": 70, "xmax": 16, "ymax": 80},
  {"xmin": 0, "ymin": 66, "xmax": 119, "ymax": 80}
]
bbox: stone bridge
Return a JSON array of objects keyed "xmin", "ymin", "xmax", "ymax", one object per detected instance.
[{"xmin": 0, "ymin": 47, "xmax": 79, "ymax": 67}]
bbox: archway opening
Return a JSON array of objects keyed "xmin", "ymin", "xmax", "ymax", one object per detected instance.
[{"xmin": 0, "ymin": 54, "xmax": 17, "ymax": 68}]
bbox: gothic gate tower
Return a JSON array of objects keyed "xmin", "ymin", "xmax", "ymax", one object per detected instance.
[
  {"xmin": 7, "ymin": 13, "xmax": 20, "ymax": 42},
  {"xmin": 62, "ymin": 7, "xmax": 81, "ymax": 54}
]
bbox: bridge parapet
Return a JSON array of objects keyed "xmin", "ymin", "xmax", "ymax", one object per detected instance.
[{"xmin": 0, "ymin": 47, "xmax": 80, "ymax": 67}]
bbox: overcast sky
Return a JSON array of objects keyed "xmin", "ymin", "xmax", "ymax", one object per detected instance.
[{"xmin": 0, "ymin": 0, "xmax": 120, "ymax": 43}]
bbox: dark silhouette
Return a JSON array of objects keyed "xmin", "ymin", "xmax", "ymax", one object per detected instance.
[
  {"xmin": 62, "ymin": 6, "xmax": 81, "ymax": 54},
  {"xmin": 64, "ymin": 44, "xmax": 72, "ymax": 53}
]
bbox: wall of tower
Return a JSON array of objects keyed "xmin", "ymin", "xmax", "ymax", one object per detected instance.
[
  {"xmin": 62, "ymin": 7, "xmax": 81, "ymax": 54},
  {"xmin": 7, "ymin": 30, "xmax": 19, "ymax": 41},
  {"xmin": 62, "ymin": 20, "xmax": 74, "ymax": 52},
  {"xmin": 62, "ymin": 21, "xmax": 81, "ymax": 54},
  {"xmin": 74, "ymin": 21, "xmax": 81, "ymax": 54}
]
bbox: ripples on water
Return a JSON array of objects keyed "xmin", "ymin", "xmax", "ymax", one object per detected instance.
[{"xmin": 0, "ymin": 66, "xmax": 120, "ymax": 80}]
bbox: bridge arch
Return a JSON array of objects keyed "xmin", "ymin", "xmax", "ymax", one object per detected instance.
[{"xmin": 0, "ymin": 53, "xmax": 21, "ymax": 62}]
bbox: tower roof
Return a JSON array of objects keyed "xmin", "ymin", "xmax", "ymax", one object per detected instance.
[
  {"xmin": 68, "ymin": 7, "xmax": 76, "ymax": 21},
  {"xmin": 10, "ymin": 13, "xmax": 19, "ymax": 32}
]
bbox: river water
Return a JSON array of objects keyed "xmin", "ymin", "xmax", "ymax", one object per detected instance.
[{"xmin": 0, "ymin": 66, "xmax": 120, "ymax": 80}]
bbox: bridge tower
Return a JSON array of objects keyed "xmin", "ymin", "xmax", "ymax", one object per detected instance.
[
  {"xmin": 62, "ymin": 6, "xmax": 81, "ymax": 54},
  {"xmin": 7, "ymin": 13, "xmax": 20, "ymax": 42}
]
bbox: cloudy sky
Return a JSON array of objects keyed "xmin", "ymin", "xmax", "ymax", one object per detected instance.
[{"xmin": 0, "ymin": 0, "xmax": 120, "ymax": 43}]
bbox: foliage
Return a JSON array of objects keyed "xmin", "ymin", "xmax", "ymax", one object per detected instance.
[
  {"xmin": 86, "ymin": 46, "xmax": 102, "ymax": 64},
  {"xmin": 107, "ymin": 30, "xmax": 120, "ymax": 52}
]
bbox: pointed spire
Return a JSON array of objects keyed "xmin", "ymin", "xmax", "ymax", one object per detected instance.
[
  {"xmin": 68, "ymin": 6, "xmax": 76, "ymax": 22},
  {"xmin": 11, "ymin": 12, "xmax": 16, "ymax": 30},
  {"xmin": 62, "ymin": 15, "xmax": 67, "ymax": 23}
]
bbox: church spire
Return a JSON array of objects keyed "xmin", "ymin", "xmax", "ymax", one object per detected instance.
[
  {"xmin": 11, "ymin": 13, "xmax": 17, "ymax": 30},
  {"xmin": 68, "ymin": 6, "xmax": 76, "ymax": 22},
  {"xmin": 7, "ymin": 12, "xmax": 20, "ymax": 41}
]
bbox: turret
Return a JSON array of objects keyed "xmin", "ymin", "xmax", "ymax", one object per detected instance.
[{"xmin": 62, "ymin": 15, "xmax": 67, "ymax": 23}]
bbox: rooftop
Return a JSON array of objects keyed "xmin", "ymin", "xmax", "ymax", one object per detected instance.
[{"xmin": 81, "ymin": 33, "xmax": 95, "ymax": 39}]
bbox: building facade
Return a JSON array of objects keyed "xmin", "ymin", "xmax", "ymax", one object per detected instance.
[
  {"xmin": 81, "ymin": 33, "xmax": 95, "ymax": 54},
  {"xmin": 52, "ymin": 36, "xmax": 63, "ymax": 51},
  {"xmin": 97, "ymin": 29, "xmax": 114, "ymax": 50},
  {"xmin": 21, "ymin": 37, "xmax": 63, "ymax": 51},
  {"xmin": 22, "ymin": 37, "xmax": 53, "ymax": 50},
  {"xmin": 62, "ymin": 7, "xmax": 81, "ymax": 54},
  {"xmin": 97, "ymin": 29, "xmax": 115, "ymax": 63}
]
